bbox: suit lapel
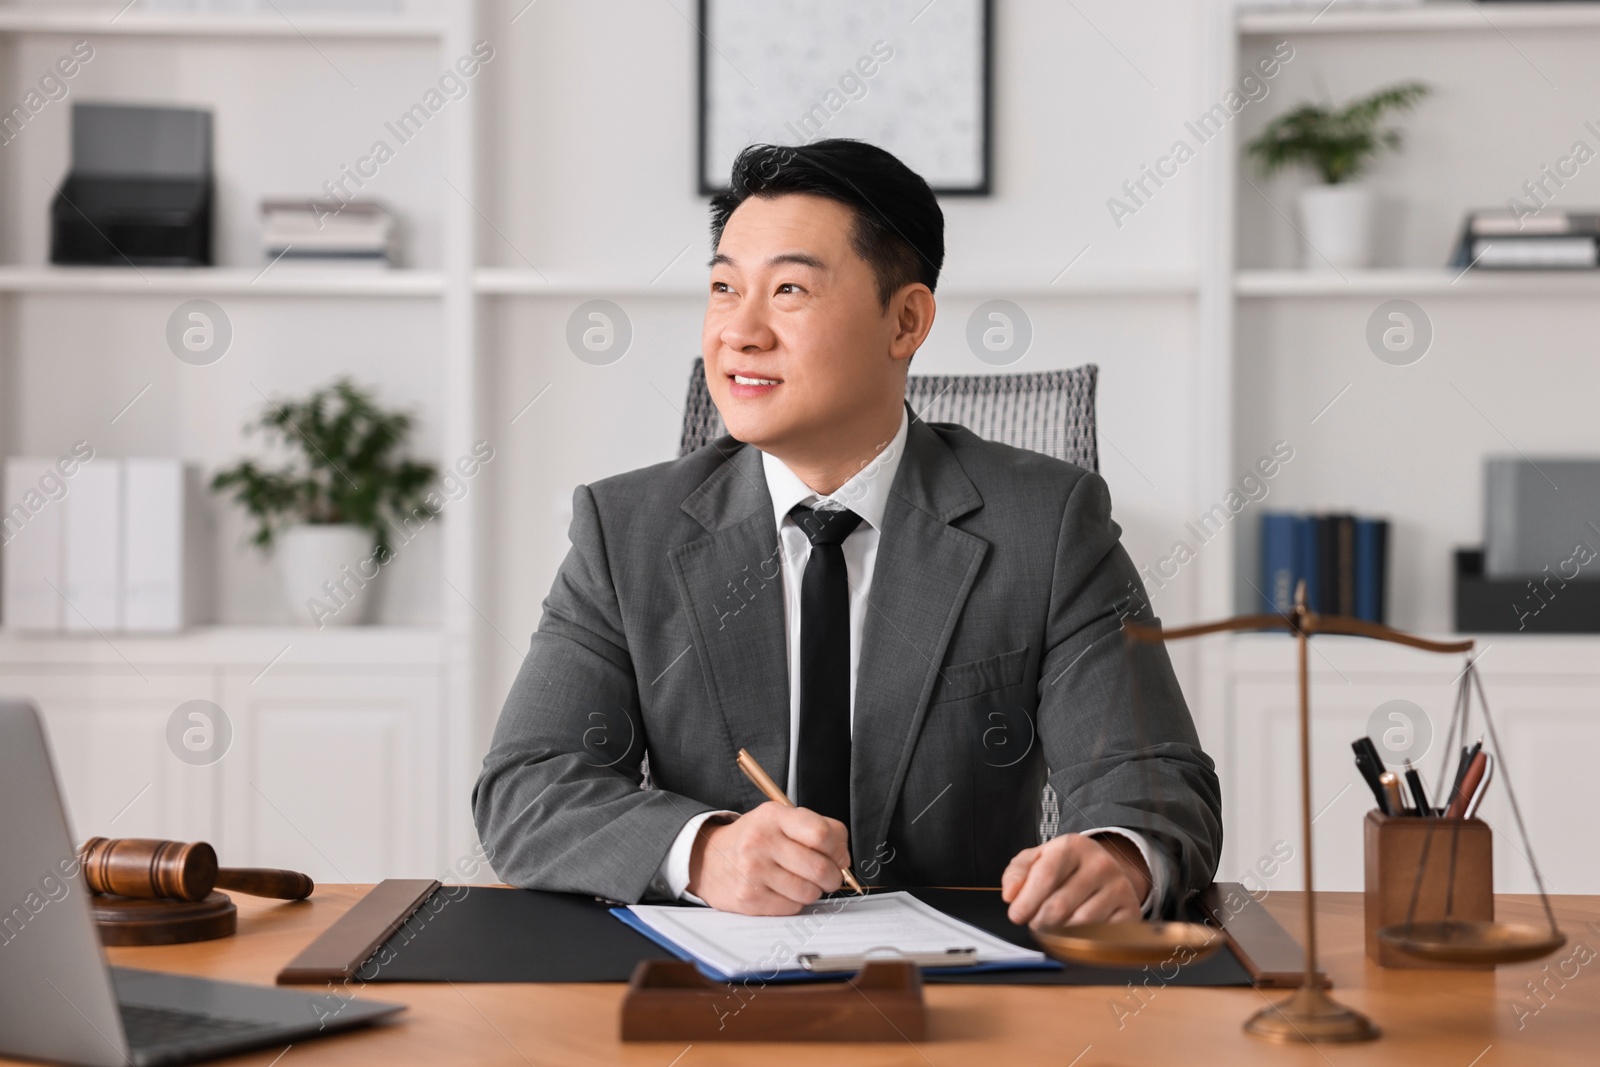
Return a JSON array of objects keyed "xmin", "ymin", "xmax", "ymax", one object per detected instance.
[
  {"xmin": 669, "ymin": 439, "xmax": 791, "ymax": 801},
  {"xmin": 852, "ymin": 417, "xmax": 988, "ymax": 857}
]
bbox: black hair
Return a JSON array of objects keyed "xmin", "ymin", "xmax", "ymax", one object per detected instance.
[{"xmin": 708, "ymin": 139, "xmax": 944, "ymax": 310}]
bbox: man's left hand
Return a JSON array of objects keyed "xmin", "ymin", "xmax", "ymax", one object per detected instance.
[{"xmin": 1001, "ymin": 833, "xmax": 1150, "ymax": 928}]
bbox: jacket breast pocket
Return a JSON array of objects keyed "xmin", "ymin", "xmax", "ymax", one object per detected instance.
[{"xmin": 929, "ymin": 646, "xmax": 1029, "ymax": 704}]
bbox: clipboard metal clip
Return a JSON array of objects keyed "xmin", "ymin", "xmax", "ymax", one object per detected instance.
[{"xmin": 797, "ymin": 946, "xmax": 978, "ymax": 973}]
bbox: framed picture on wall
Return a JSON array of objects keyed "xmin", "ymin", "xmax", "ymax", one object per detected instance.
[{"xmin": 697, "ymin": 0, "xmax": 992, "ymax": 196}]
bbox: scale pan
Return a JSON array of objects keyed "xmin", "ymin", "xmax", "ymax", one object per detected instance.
[
  {"xmin": 1378, "ymin": 921, "xmax": 1565, "ymax": 965},
  {"xmin": 1033, "ymin": 921, "xmax": 1224, "ymax": 968}
]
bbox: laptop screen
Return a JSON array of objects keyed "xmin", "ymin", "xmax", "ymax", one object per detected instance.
[{"xmin": 0, "ymin": 701, "xmax": 131, "ymax": 1067}]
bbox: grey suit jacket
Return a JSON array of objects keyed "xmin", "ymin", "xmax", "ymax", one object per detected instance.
[{"xmin": 473, "ymin": 414, "xmax": 1222, "ymax": 913}]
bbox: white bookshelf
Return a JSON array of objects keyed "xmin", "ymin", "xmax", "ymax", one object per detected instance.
[
  {"xmin": 0, "ymin": 265, "xmax": 445, "ymax": 296},
  {"xmin": 0, "ymin": 1, "xmax": 480, "ymax": 877},
  {"xmin": 1237, "ymin": 1, "xmax": 1600, "ymax": 36},
  {"xmin": 0, "ymin": 624, "xmax": 445, "ymax": 668},
  {"xmin": 1204, "ymin": 2, "xmax": 1600, "ymax": 891},
  {"xmin": 1210, "ymin": 3, "xmax": 1600, "ymax": 623},
  {"xmin": 0, "ymin": 8, "xmax": 444, "ymax": 39},
  {"xmin": 1235, "ymin": 268, "xmax": 1600, "ymax": 297}
]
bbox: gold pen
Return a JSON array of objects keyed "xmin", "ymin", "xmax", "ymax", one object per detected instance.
[
  {"xmin": 735, "ymin": 747, "xmax": 865, "ymax": 895},
  {"xmin": 1379, "ymin": 771, "xmax": 1407, "ymax": 817}
]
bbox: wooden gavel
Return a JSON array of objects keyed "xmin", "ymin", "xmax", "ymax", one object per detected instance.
[{"xmin": 80, "ymin": 837, "xmax": 314, "ymax": 902}]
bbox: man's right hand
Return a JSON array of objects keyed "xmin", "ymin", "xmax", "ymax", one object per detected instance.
[{"xmin": 685, "ymin": 802, "xmax": 850, "ymax": 914}]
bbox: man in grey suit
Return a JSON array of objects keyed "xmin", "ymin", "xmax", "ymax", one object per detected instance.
[{"xmin": 474, "ymin": 139, "xmax": 1221, "ymax": 926}]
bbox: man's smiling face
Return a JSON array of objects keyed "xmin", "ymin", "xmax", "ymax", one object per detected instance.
[{"xmin": 702, "ymin": 193, "xmax": 908, "ymax": 458}]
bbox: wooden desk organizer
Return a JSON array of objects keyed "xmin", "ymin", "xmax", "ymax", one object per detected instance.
[
  {"xmin": 1364, "ymin": 809, "xmax": 1493, "ymax": 969},
  {"xmin": 620, "ymin": 959, "xmax": 925, "ymax": 1042}
]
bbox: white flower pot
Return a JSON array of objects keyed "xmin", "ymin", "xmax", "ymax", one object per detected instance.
[
  {"xmin": 1297, "ymin": 183, "xmax": 1374, "ymax": 270},
  {"xmin": 278, "ymin": 524, "xmax": 377, "ymax": 627}
]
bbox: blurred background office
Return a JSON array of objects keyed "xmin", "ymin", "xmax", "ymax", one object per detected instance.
[{"xmin": 2, "ymin": 0, "xmax": 1597, "ymax": 897}]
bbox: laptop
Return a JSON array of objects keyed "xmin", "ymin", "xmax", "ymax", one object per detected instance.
[{"xmin": 0, "ymin": 701, "xmax": 405, "ymax": 1066}]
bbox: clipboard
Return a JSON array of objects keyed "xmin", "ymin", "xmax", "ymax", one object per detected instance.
[
  {"xmin": 608, "ymin": 905, "xmax": 1051, "ymax": 983},
  {"xmin": 799, "ymin": 947, "xmax": 977, "ymax": 972}
]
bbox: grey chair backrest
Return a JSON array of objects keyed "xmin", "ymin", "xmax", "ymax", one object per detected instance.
[
  {"xmin": 679, "ymin": 359, "xmax": 1099, "ymax": 472},
  {"xmin": 675, "ymin": 358, "xmax": 1101, "ymax": 843}
]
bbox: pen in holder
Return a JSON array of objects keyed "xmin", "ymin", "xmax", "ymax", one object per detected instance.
[{"xmin": 1363, "ymin": 809, "xmax": 1493, "ymax": 969}]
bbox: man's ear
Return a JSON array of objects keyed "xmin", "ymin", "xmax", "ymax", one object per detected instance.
[{"xmin": 888, "ymin": 284, "xmax": 936, "ymax": 365}]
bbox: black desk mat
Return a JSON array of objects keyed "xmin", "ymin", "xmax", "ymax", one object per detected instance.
[
  {"xmin": 361, "ymin": 886, "xmax": 1249, "ymax": 986},
  {"xmin": 362, "ymin": 887, "xmax": 675, "ymax": 983}
]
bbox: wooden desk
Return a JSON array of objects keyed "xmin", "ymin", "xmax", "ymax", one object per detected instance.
[{"xmin": 20, "ymin": 888, "xmax": 1600, "ymax": 1066}]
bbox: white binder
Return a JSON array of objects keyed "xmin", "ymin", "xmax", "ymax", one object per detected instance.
[
  {"xmin": 2, "ymin": 459, "xmax": 67, "ymax": 631},
  {"xmin": 62, "ymin": 461, "xmax": 123, "ymax": 632},
  {"xmin": 123, "ymin": 458, "xmax": 210, "ymax": 632}
]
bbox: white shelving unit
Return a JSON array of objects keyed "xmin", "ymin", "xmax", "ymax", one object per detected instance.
[
  {"xmin": 1236, "ymin": 1, "xmax": 1600, "ymax": 35},
  {"xmin": 0, "ymin": 265, "xmax": 446, "ymax": 295},
  {"xmin": 1235, "ymin": 268, "xmax": 1600, "ymax": 297},
  {"xmin": 0, "ymin": 624, "xmax": 446, "ymax": 668},
  {"xmin": 0, "ymin": 2, "xmax": 479, "ymax": 880},
  {"xmin": 0, "ymin": 7, "xmax": 445, "ymax": 39},
  {"xmin": 0, "ymin": 626, "xmax": 448, "ymax": 884},
  {"xmin": 1202, "ymin": 3, "xmax": 1600, "ymax": 892}
]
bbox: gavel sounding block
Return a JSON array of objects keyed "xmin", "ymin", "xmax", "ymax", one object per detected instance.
[
  {"xmin": 620, "ymin": 959, "xmax": 925, "ymax": 1042},
  {"xmin": 91, "ymin": 892, "xmax": 237, "ymax": 946}
]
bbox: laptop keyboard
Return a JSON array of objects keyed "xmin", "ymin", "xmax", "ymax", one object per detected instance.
[{"xmin": 121, "ymin": 1003, "xmax": 276, "ymax": 1049}]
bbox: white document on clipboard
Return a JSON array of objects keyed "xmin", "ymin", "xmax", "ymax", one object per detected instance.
[{"xmin": 620, "ymin": 891, "xmax": 1047, "ymax": 980}]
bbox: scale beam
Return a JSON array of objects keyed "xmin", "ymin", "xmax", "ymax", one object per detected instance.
[{"xmin": 1121, "ymin": 611, "xmax": 1474, "ymax": 655}]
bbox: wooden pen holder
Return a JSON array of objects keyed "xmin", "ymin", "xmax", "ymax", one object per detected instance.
[{"xmin": 1364, "ymin": 809, "xmax": 1493, "ymax": 969}]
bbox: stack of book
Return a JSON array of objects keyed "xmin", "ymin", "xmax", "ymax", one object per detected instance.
[
  {"xmin": 1449, "ymin": 209, "xmax": 1600, "ymax": 270},
  {"xmin": 1259, "ymin": 512, "xmax": 1389, "ymax": 621},
  {"xmin": 260, "ymin": 199, "xmax": 397, "ymax": 269}
]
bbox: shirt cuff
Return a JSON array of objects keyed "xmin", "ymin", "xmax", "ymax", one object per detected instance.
[
  {"xmin": 1083, "ymin": 827, "xmax": 1172, "ymax": 917},
  {"xmin": 649, "ymin": 810, "xmax": 737, "ymax": 903}
]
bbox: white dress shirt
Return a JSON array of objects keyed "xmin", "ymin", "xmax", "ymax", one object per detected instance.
[{"xmin": 651, "ymin": 407, "xmax": 1171, "ymax": 913}]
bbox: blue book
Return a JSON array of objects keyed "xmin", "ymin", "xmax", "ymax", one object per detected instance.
[
  {"xmin": 1354, "ymin": 518, "xmax": 1389, "ymax": 623},
  {"xmin": 1297, "ymin": 515, "xmax": 1321, "ymax": 613},
  {"xmin": 1260, "ymin": 512, "xmax": 1299, "ymax": 614}
]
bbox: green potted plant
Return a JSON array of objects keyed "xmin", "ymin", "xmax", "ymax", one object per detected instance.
[
  {"xmin": 1246, "ymin": 81, "xmax": 1429, "ymax": 270},
  {"xmin": 211, "ymin": 378, "xmax": 437, "ymax": 627}
]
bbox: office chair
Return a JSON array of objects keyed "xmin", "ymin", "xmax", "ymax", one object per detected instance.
[
  {"xmin": 678, "ymin": 359, "xmax": 1099, "ymax": 475},
  {"xmin": 665, "ymin": 359, "xmax": 1101, "ymax": 844}
]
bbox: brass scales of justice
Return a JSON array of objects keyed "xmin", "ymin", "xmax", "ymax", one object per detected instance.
[{"xmin": 1029, "ymin": 581, "xmax": 1566, "ymax": 1044}]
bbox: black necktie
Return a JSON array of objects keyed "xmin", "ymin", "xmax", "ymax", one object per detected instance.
[{"xmin": 790, "ymin": 504, "xmax": 864, "ymax": 830}]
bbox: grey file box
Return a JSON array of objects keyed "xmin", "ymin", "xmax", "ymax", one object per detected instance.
[{"xmin": 1484, "ymin": 457, "xmax": 1600, "ymax": 579}]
